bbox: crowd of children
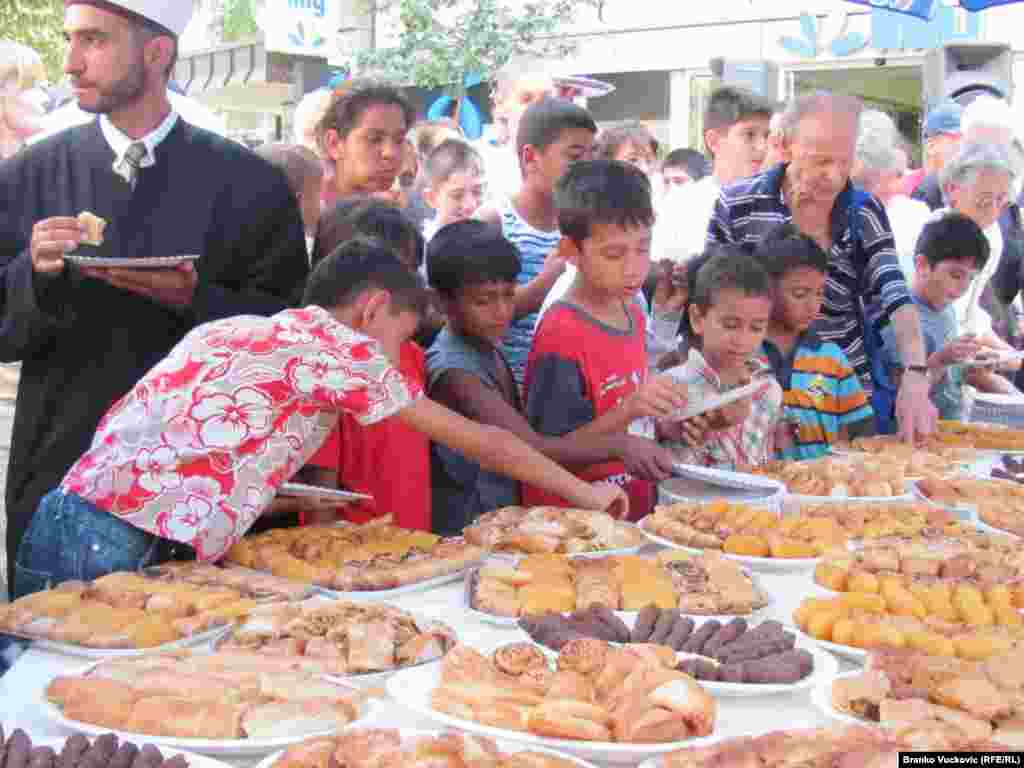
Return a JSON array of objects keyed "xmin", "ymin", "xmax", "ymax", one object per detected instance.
[{"xmin": 13, "ymin": 74, "xmax": 1024, "ymax": 597}]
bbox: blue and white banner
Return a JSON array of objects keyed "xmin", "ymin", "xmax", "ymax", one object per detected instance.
[{"xmin": 845, "ymin": 0, "xmax": 1021, "ymax": 18}]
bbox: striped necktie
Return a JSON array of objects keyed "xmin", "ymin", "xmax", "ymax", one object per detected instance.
[{"xmin": 123, "ymin": 141, "xmax": 147, "ymax": 190}]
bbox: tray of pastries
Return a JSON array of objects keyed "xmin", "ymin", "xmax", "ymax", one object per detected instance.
[
  {"xmin": 0, "ymin": 729, "xmax": 237, "ymax": 768},
  {"xmin": 814, "ymin": 538, "xmax": 1024, "ymax": 602},
  {"xmin": 935, "ymin": 420, "xmax": 1024, "ymax": 452},
  {"xmin": 638, "ymin": 723, "xmax": 1016, "ymax": 767},
  {"xmin": 216, "ymin": 598, "xmax": 456, "ymax": 685},
  {"xmin": 746, "ymin": 456, "xmax": 910, "ymax": 499},
  {"xmin": 140, "ymin": 562, "xmax": 314, "ymax": 602},
  {"xmin": 913, "ymin": 476, "xmax": 1024, "ymax": 536},
  {"xmin": 42, "ymin": 651, "xmax": 375, "ymax": 755},
  {"xmin": 639, "ymin": 501, "xmax": 849, "ymax": 570},
  {"xmin": 256, "ymin": 728, "xmax": 599, "ymax": 768},
  {"xmin": 819, "ymin": 646, "xmax": 1024, "ymax": 750},
  {"xmin": 792, "ymin": 592, "xmax": 1024, "ymax": 664},
  {"xmin": 224, "ymin": 522, "xmax": 483, "ymax": 597},
  {"xmin": 385, "ymin": 641, "xmax": 718, "ymax": 764},
  {"xmin": 462, "ymin": 507, "xmax": 645, "ymax": 559},
  {"xmin": 0, "ymin": 571, "xmax": 279, "ymax": 656},
  {"xmin": 792, "ymin": 499, "xmax": 965, "ymax": 538},
  {"xmin": 518, "ymin": 612, "xmax": 837, "ymax": 697},
  {"xmin": 466, "ymin": 553, "xmax": 768, "ymax": 624}
]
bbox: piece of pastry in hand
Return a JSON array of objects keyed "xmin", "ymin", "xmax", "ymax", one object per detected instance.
[{"xmin": 77, "ymin": 211, "xmax": 107, "ymax": 246}]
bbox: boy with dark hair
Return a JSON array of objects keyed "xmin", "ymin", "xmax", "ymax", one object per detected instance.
[
  {"xmin": 661, "ymin": 148, "xmax": 707, "ymax": 194},
  {"xmin": 426, "ymin": 220, "xmax": 678, "ymax": 534},
  {"xmin": 882, "ymin": 211, "xmax": 1016, "ymax": 420},
  {"xmin": 757, "ymin": 224, "xmax": 874, "ymax": 460},
  {"xmin": 657, "ymin": 86, "xmax": 774, "ymax": 261},
  {"xmin": 13, "ymin": 239, "xmax": 628, "ymax": 596},
  {"xmin": 524, "ymin": 161, "xmax": 689, "ymax": 520},
  {"xmin": 478, "ymin": 97, "xmax": 598, "ymax": 387}
]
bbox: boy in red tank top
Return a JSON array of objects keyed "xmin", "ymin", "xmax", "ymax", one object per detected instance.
[{"xmin": 523, "ymin": 161, "xmax": 688, "ymax": 520}]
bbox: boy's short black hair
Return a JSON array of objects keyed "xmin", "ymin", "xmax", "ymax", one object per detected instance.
[
  {"xmin": 316, "ymin": 79, "xmax": 416, "ymax": 144},
  {"xmin": 516, "ymin": 97, "xmax": 597, "ymax": 158},
  {"xmin": 312, "ymin": 198, "xmax": 425, "ymax": 270},
  {"xmin": 555, "ymin": 160, "xmax": 655, "ymax": 246},
  {"xmin": 704, "ymin": 86, "xmax": 774, "ymax": 155},
  {"xmin": 303, "ymin": 237, "xmax": 428, "ymax": 316},
  {"xmin": 662, "ymin": 148, "xmax": 708, "ymax": 180},
  {"xmin": 595, "ymin": 122, "xmax": 659, "ymax": 162},
  {"xmin": 915, "ymin": 211, "xmax": 990, "ymax": 270},
  {"xmin": 424, "ymin": 139, "xmax": 484, "ymax": 187},
  {"xmin": 682, "ymin": 245, "xmax": 771, "ymax": 340},
  {"xmin": 427, "ymin": 220, "xmax": 521, "ymax": 298},
  {"xmin": 757, "ymin": 222, "xmax": 829, "ymax": 279}
]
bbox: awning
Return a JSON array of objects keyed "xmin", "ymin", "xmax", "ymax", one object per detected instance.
[
  {"xmin": 174, "ymin": 40, "xmax": 326, "ymax": 114},
  {"xmin": 843, "ymin": 0, "xmax": 1023, "ymax": 19}
]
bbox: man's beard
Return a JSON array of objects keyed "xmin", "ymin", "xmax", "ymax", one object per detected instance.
[{"xmin": 78, "ymin": 64, "xmax": 146, "ymax": 115}]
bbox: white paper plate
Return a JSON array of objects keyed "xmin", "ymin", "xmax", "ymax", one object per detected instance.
[
  {"xmin": 278, "ymin": 483, "xmax": 372, "ymax": 503},
  {"xmin": 14, "ymin": 623, "xmax": 231, "ymax": 660},
  {"xmin": 66, "ymin": 254, "xmax": 200, "ymax": 269},
  {"xmin": 810, "ymin": 670, "xmax": 873, "ymax": 726},
  {"xmin": 553, "ymin": 75, "xmax": 616, "ymax": 99},
  {"xmin": 40, "ymin": 662, "xmax": 376, "ymax": 756},
  {"xmin": 786, "ymin": 491, "xmax": 915, "ymax": 504},
  {"xmin": 253, "ymin": 729, "xmax": 601, "ymax": 768},
  {"xmin": 636, "ymin": 518, "xmax": 822, "ymax": 572},
  {"xmin": 791, "ymin": 627, "xmax": 867, "ymax": 664},
  {"xmin": 313, "ymin": 568, "xmax": 470, "ymax": 601},
  {"xmin": 39, "ymin": 739, "xmax": 237, "ymax": 768},
  {"xmin": 657, "ymin": 477, "xmax": 784, "ymax": 511},
  {"xmin": 665, "ymin": 379, "xmax": 767, "ymax": 423},
  {"xmin": 384, "ymin": 663, "xmax": 722, "ymax": 764},
  {"xmin": 670, "ymin": 465, "xmax": 786, "ymax": 496}
]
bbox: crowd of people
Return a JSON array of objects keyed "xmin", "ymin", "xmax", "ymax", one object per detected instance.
[{"xmin": 2, "ymin": 0, "xmax": 1024, "ymax": 610}]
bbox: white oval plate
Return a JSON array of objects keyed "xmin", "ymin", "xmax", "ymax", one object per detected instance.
[
  {"xmin": 810, "ymin": 669, "xmax": 873, "ymax": 726},
  {"xmin": 6, "ymin": 623, "xmax": 231, "ymax": 660},
  {"xmin": 483, "ymin": 545, "xmax": 645, "ymax": 568},
  {"xmin": 253, "ymin": 729, "xmax": 601, "ymax": 768},
  {"xmin": 637, "ymin": 518, "xmax": 822, "ymax": 572},
  {"xmin": 40, "ymin": 662, "xmax": 376, "ymax": 756},
  {"xmin": 791, "ymin": 626, "xmax": 867, "ymax": 664},
  {"xmin": 65, "ymin": 254, "xmax": 200, "ymax": 269},
  {"xmin": 312, "ymin": 568, "xmax": 471, "ymax": 601},
  {"xmin": 39, "ymin": 739, "xmax": 237, "ymax": 768},
  {"xmin": 384, "ymin": 663, "xmax": 723, "ymax": 765}
]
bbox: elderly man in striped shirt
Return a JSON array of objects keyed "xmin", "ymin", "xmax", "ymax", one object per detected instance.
[{"xmin": 706, "ymin": 91, "xmax": 935, "ymax": 444}]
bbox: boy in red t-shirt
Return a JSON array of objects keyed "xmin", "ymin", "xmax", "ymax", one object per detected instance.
[
  {"xmin": 524, "ymin": 161, "xmax": 689, "ymax": 521},
  {"xmin": 302, "ymin": 201, "xmax": 431, "ymax": 529}
]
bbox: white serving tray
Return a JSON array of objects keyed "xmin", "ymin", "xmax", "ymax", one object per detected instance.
[
  {"xmin": 66, "ymin": 254, "xmax": 200, "ymax": 269},
  {"xmin": 2, "ymin": 623, "xmax": 230, "ymax": 660},
  {"xmin": 384, "ymin": 663, "xmax": 722, "ymax": 765},
  {"xmin": 253, "ymin": 728, "xmax": 601, "ymax": 768},
  {"xmin": 313, "ymin": 568, "xmax": 469, "ymax": 601},
  {"xmin": 791, "ymin": 626, "xmax": 867, "ymax": 664},
  {"xmin": 40, "ymin": 661, "xmax": 376, "ymax": 756},
  {"xmin": 636, "ymin": 517, "xmax": 822, "ymax": 573}
]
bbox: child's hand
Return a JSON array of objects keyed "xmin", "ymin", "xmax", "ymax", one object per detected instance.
[
  {"xmin": 652, "ymin": 259, "xmax": 688, "ymax": 315},
  {"xmin": 933, "ymin": 336, "xmax": 983, "ymax": 367},
  {"xmin": 657, "ymin": 414, "xmax": 712, "ymax": 447},
  {"xmin": 540, "ymin": 251, "xmax": 567, "ymax": 280},
  {"xmin": 713, "ymin": 397, "xmax": 752, "ymax": 428},
  {"xmin": 627, "ymin": 374, "xmax": 688, "ymax": 420},
  {"xmin": 620, "ymin": 435, "xmax": 676, "ymax": 481},
  {"xmin": 589, "ymin": 482, "xmax": 629, "ymax": 520}
]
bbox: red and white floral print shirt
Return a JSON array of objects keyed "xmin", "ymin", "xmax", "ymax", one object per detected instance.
[{"xmin": 62, "ymin": 307, "xmax": 420, "ymax": 560}]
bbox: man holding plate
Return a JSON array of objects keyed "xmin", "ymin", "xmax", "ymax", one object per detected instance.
[{"xmin": 0, "ymin": 0, "xmax": 309, "ymax": 595}]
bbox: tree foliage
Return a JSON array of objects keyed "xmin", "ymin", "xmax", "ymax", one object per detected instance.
[
  {"xmin": 0, "ymin": 0, "xmax": 66, "ymax": 83},
  {"xmin": 356, "ymin": 0, "xmax": 582, "ymax": 96},
  {"xmin": 222, "ymin": 0, "xmax": 261, "ymax": 43}
]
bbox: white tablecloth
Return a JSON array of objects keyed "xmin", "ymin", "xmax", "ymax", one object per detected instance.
[{"xmin": 0, "ymin": 547, "xmax": 850, "ymax": 767}]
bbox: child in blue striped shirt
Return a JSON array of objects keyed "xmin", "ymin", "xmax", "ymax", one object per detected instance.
[{"xmin": 758, "ymin": 225, "xmax": 875, "ymax": 459}]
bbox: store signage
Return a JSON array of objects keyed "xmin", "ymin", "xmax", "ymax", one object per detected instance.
[{"xmin": 258, "ymin": 0, "xmax": 334, "ymax": 56}]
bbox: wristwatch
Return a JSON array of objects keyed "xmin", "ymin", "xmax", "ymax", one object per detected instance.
[{"xmin": 905, "ymin": 364, "xmax": 929, "ymax": 375}]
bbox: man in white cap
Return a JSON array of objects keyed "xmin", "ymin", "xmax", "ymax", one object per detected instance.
[{"xmin": 0, "ymin": 0, "xmax": 309, "ymax": 595}]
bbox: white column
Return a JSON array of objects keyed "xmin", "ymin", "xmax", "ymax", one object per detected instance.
[{"xmin": 669, "ymin": 69, "xmax": 692, "ymax": 150}]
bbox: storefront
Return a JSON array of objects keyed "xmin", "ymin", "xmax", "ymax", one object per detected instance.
[{"xmin": 535, "ymin": 0, "xmax": 1024, "ymax": 153}]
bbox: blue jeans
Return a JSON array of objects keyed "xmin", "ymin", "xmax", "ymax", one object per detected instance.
[{"xmin": 13, "ymin": 489, "xmax": 172, "ymax": 599}]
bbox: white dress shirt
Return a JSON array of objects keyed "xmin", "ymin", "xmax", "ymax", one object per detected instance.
[{"xmin": 100, "ymin": 110, "xmax": 179, "ymax": 184}]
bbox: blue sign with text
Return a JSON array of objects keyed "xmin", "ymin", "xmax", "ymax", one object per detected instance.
[{"xmin": 870, "ymin": 2, "xmax": 980, "ymax": 49}]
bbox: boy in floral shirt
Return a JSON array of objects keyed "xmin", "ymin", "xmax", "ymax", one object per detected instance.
[{"xmin": 12, "ymin": 240, "xmax": 628, "ymax": 597}]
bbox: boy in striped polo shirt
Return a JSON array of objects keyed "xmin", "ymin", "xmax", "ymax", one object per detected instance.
[{"xmin": 758, "ymin": 225, "xmax": 875, "ymax": 459}]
